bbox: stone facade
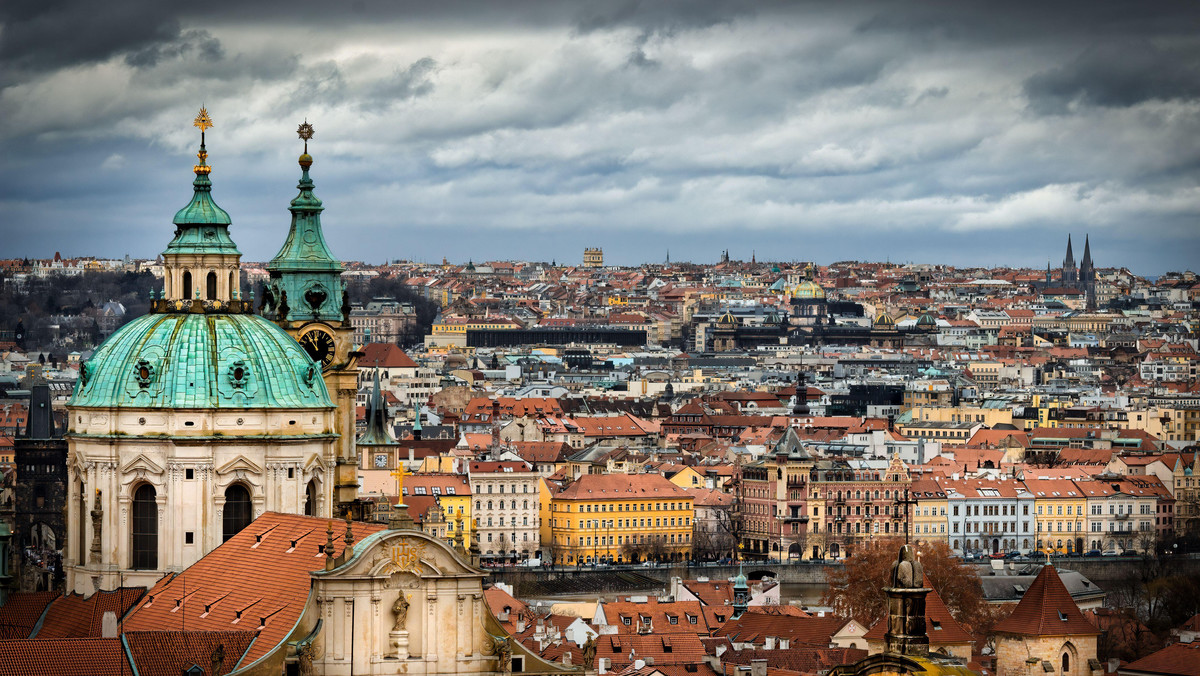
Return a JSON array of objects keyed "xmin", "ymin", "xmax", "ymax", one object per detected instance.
[{"xmin": 994, "ymin": 634, "xmax": 1099, "ymax": 676}]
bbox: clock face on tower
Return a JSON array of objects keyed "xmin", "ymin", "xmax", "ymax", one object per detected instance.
[
  {"xmin": 298, "ymin": 327, "xmax": 336, "ymax": 369},
  {"xmin": 374, "ymin": 454, "xmax": 389, "ymax": 468}
]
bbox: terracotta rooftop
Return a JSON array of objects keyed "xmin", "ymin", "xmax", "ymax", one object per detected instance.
[
  {"xmin": 34, "ymin": 587, "xmax": 146, "ymax": 639},
  {"xmin": 0, "ymin": 637, "xmax": 129, "ymax": 675},
  {"xmin": 124, "ymin": 630, "xmax": 258, "ymax": 676},
  {"xmin": 556, "ymin": 473, "xmax": 691, "ymax": 501},
  {"xmin": 122, "ymin": 512, "xmax": 386, "ymax": 668},
  {"xmin": 0, "ymin": 591, "xmax": 58, "ymax": 639},
  {"xmin": 1122, "ymin": 640, "xmax": 1200, "ymax": 676},
  {"xmin": 991, "ymin": 566, "xmax": 1099, "ymax": 637}
]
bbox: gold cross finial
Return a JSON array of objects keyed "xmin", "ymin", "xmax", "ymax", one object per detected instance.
[
  {"xmin": 391, "ymin": 464, "xmax": 410, "ymax": 501},
  {"xmin": 194, "ymin": 107, "xmax": 214, "ymax": 133}
]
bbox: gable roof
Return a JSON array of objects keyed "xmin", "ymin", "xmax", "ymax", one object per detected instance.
[
  {"xmin": 991, "ymin": 566, "xmax": 1099, "ymax": 637},
  {"xmin": 122, "ymin": 512, "xmax": 386, "ymax": 668},
  {"xmin": 124, "ymin": 630, "xmax": 258, "ymax": 676},
  {"xmin": 358, "ymin": 343, "xmax": 419, "ymax": 369}
]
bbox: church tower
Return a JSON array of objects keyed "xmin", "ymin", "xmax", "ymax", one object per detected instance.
[
  {"xmin": 1061, "ymin": 235, "xmax": 1077, "ymax": 287},
  {"xmin": 263, "ymin": 122, "xmax": 362, "ymax": 516},
  {"xmin": 65, "ymin": 110, "xmax": 339, "ymax": 594},
  {"xmin": 1080, "ymin": 234, "xmax": 1096, "ymax": 310}
]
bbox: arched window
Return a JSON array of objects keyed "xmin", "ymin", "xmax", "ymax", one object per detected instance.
[
  {"xmin": 131, "ymin": 484, "xmax": 158, "ymax": 570},
  {"xmin": 223, "ymin": 484, "xmax": 252, "ymax": 542},
  {"xmin": 206, "ymin": 271, "xmax": 217, "ymax": 300},
  {"xmin": 228, "ymin": 271, "xmax": 236, "ymax": 299},
  {"xmin": 182, "ymin": 271, "xmax": 192, "ymax": 300},
  {"xmin": 77, "ymin": 480, "xmax": 87, "ymax": 565},
  {"xmin": 304, "ymin": 480, "xmax": 317, "ymax": 517},
  {"xmin": 1061, "ymin": 653, "xmax": 1069, "ymax": 673}
]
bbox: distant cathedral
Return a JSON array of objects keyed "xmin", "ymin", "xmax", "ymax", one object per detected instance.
[{"xmin": 1046, "ymin": 234, "xmax": 1097, "ymax": 310}]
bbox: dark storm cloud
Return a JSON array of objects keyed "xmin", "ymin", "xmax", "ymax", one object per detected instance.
[
  {"xmin": 1024, "ymin": 40, "xmax": 1200, "ymax": 113},
  {"xmin": 2, "ymin": 1, "xmax": 1199, "ymax": 273}
]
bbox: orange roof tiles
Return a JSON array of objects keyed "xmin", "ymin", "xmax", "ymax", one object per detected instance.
[
  {"xmin": 0, "ymin": 637, "xmax": 129, "ymax": 675},
  {"xmin": 991, "ymin": 566, "xmax": 1099, "ymax": 637},
  {"xmin": 556, "ymin": 473, "xmax": 691, "ymax": 501},
  {"xmin": 359, "ymin": 343, "xmax": 419, "ymax": 369},
  {"xmin": 34, "ymin": 587, "xmax": 146, "ymax": 639},
  {"xmin": 1122, "ymin": 639, "xmax": 1200, "ymax": 676},
  {"xmin": 863, "ymin": 580, "xmax": 973, "ymax": 645},
  {"xmin": 124, "ymin": 630, "xmax": 257, "ymax": 676},
  {"xmin": 122, "ymin": 512, "xmax": 386, "ymax": 668},
  {"xmin": 0, "ymin": 592, "xmax": 57, "ymax": 639}
]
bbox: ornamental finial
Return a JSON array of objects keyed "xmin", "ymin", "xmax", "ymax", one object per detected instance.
[
  {"xmin": 194, "ymin": 107, "xmax": 214, "ymax": 133},
  {"xmin": 193, "ymin": 107, "xmax": 213, "ymax": 176},
  {"xmin": 297, "ymin": 119, "xmax": 314, "ymax": 170}
]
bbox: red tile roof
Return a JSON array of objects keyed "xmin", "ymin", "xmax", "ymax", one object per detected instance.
[
  {"xmin": 124, "ymin": 630, "xmax": 258, "ymax": 676},
  {"xmin": 0, "ymin": 637, "xmax": 130, "ymax": 675},
  {"xmin": 34, "ymin": 587, "xmax": 146, "ymax": 638},
  {"xmin": 359, "ymin": 343, "xmax": 419, "ymax": 369},
  {"xmin": 1122, "ymin": 640, "xmax": 1200, "ymax": 676},
  {"xmin": 122, "ymin": 512, "xmax": 386, "ymax": 668},
  {"xmin": 556, "ymin": 473, "xmax": 691, "ymax": 501},
  {"xmin": 0, "ymin": 591, "xmax": 58, "ymax": 639},
  {"xmin": 991, "ymin": 566, "xmax": 1098, "ymax": 637}
]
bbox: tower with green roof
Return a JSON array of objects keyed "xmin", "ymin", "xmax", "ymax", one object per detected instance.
[
  {"xmin": 64, "ymin": 110, "xmax": 340, "ymax": 595},
  {"xmin": 264, "ymin": 121, "xmax": 363, "ymax": 516}
]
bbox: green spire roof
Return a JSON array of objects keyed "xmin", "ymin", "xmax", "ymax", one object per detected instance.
[
  {"xmin": 357, "ymin": 370, "xmax": 397, "ymax": 447},
  {"xmin": 163, "ymin": 121, "xmax": 241, "ymax": 257},
  {"xmin": 267, "ymin": 151, "xmax": 343, "ymax": 274}
]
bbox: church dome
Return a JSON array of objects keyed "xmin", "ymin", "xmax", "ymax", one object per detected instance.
[
  {"xmin": 791, "ymin": 280, "xmax": 826, "ymax": 299},
  {"xmin": 875, "ymin": 313, "xmax": 896, "ymax": 327},
  {"xmin": 71, "ymin": 312, "xmax": 332, "ymax": 410}
]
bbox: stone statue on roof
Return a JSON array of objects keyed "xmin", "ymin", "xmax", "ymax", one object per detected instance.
[
  {"xmin": 889, "ymin": 544, "xmax": 924, "ymax": 589},
  {"xmin": 582, "ymin": 635, "xmax": 597, "ymax": 669}
]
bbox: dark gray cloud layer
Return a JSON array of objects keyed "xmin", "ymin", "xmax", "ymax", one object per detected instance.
[{"xmin": 2, "ymin": 1, "xmax": 1199, "ymax": 272}]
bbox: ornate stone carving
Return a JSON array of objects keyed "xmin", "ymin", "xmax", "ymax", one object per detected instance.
[
  {"xmin": 89, "ymin": 490, "xmax": 103, "ymax": 564},
  {"xmin": 392, "ymin": 592, "xmax": 410, "ymax": 631},
  {"xmin": 583, "ymin": 636, "xmax": 597, "ymax": 669}
]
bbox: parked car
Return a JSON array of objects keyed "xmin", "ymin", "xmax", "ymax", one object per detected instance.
[
  {"xmin": 1085, "ymin": 550, "xmax": 1102, "ymax": 557},
  {"xmin": 1028, "ymin": 551, "xmax": 1047, "ymax": 560},
  {"xmin": 1102, "ymin": 550, "xmax": 1121, "ymax": 557},
  {"xmin": 1004, "ymin": 551, "xmax": 1022, "ymax": 559},
  {"xmin": 989, "ymin": 552, "xmax": 1007, "ymax": 559}
]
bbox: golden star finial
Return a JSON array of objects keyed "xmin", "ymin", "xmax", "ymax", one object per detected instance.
[
  {"xmin": 297, "ymin": 119, "xmax": 315, "ymax": 141},
  {"xmin": 194, "ymin": 107, "xmax": 214, "ymax": 133}
]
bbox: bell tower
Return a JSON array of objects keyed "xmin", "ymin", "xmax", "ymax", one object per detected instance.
[{"xmin": 264, "ymin": 121, "xmax": 361, "ymax": 515}]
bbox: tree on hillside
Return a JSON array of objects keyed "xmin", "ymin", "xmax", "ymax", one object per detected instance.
[{"xmin": 822, "ymin": 538, "xmax": 995, "ymax": 634}]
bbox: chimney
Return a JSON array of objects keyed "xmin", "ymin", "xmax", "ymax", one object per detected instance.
[
  {"xmin": 751, "ymin": 659, "xmax": 768, "ymax": 676},
  {"xmin": 101, "ymin": 611, "xmax": 118, "ymax": 638},
  {"xmin": 516, "ymin": 618, "xmax": 526, "ymax": 633}
]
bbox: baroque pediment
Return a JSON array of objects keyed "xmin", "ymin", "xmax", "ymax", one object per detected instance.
[
  {"xmin": 215, "ymin": 455, "xmax": 264, "ymax": 476},
  {"xmin": 318, "ymin": 529, "xmax": 485, "ymax": 580},
  {"xmin": 120, "ymin": 453, "xmax": 166, "ymax": 477}
]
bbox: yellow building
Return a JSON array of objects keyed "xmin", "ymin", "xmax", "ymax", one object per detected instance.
[
  {"xmin": 910, "ymin": 478, "xmax": 949, "ymax": 547},
  {"xmin": 1023, "ymin": 477, "xmax": 1086, "ymax": 555},
  {"xmin": 404, "ymin": 473, "xmax": 475, "ymax": 546},
  {"xmin": 546, "ymin": 473, "xmax": 694, "ymax": 565},
  {"xmin": 910, "ymin": 404, "xmax": 1014, "ymax": 428}
]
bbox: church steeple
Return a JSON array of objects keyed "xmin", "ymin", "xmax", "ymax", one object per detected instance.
[
  {"xmin": 265, "ymin": 120, "xmax": 346, "ymax": 323},
  {"xmin": 160, "ymin": 108, "xmax": 242, "ymax": 304}
]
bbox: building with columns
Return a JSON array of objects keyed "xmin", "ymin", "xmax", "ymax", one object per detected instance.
[{"xmin": 64, "ymin": 111, "xmax": 345, "ymax": 594}]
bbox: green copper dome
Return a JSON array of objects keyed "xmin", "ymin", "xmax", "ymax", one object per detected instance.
[{"xmin": 71, "ymin": 306, "xmax": 332, "ymax": 410}]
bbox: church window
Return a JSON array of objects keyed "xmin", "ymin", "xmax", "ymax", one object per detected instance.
[
  {"xmin": 182, "ymin": 271, "xmax": 192, "ymax": 299},
  {"xmin": 132, "ymin": 484, "xmax": 158, "ymax": 570},
  {"xmin": 1061, "ymin": 653, "xmax": 1069, "ymax": 673},
  {"xmin": 305, "ymin": 480, "xmax": 317, "ymax": 517},
  {"xmin": 185, "ymin": 468, "xmax": 194, "ymax": 481},
  {"xmin": 223, "ymin": 484, "xmax": 252, "ymax": 542},
  {"xmin": 206, "ymin": 271, "xmax": 217, "ymax": 300}
]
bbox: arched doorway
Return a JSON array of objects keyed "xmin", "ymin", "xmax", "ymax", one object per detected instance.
[
  {"xmin": 222, "ymin": 484, "xmax": 252, "ymax": 542},
  {"xmin": 992, "ymin": 539, "xmax": 999, "ymax": 554},
  {"xmin": 131, "ymin": 484, "xmax": 158, "ymax": 570}
]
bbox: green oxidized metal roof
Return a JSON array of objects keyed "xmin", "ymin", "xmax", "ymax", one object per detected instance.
[
  {"xmin": 163, "ymin": 141, "xmax": 241, "ymax": 257},
  {"xmin": 357, "ymin": 371, "xmax": 397, "ymax": 447},
  {"xmin": 267, "ymin": 157, "xmax": 343, "ymax": 273},
  {"xmin": 70, "ymin": 312, "xmax": 332, "ymax": 410}
]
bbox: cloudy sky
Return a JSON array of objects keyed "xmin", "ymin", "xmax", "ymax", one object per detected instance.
[{"xmin": 2, "ymin": 1, "xmax": 1198, "ymax": 272}]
